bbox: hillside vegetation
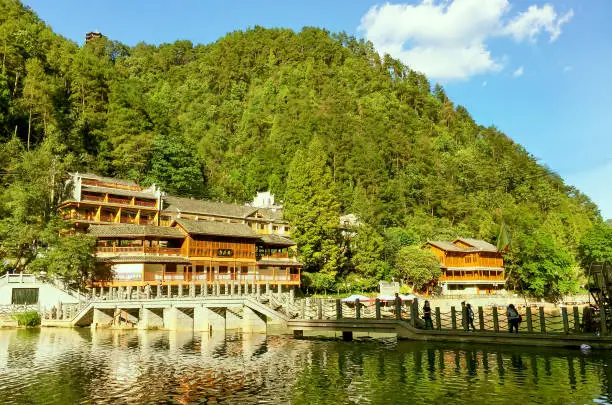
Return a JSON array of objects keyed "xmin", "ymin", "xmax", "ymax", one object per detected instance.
[{"xmin": 0, "ymin": 0, "xmax": 605, "ymax": 297}]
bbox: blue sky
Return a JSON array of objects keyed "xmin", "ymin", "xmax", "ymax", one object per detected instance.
[{"xmin": 22, "ymin": 0, "xmax": 612, "ymax": 219}]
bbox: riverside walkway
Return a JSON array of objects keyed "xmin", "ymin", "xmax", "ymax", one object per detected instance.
[{"xmin": 39, "ymin": 283, "xmax": 612, "ymax": 349}]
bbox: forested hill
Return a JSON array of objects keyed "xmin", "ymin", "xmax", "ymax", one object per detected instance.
[{"xmin": 0, "ymin": 0, "xmax": 604, "ymax": 297}]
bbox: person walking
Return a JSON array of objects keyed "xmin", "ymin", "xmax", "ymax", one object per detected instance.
[
  {"xmin": 423, "ymin": 300, "xmax": 433, "ymax": 330},
  {"xmin": 466, "ymin": 303, "xmax": 476, "ymax": 331},
  {"xmin": 507, "ymin": 304, "xmax": 520, "ymax": 333}
]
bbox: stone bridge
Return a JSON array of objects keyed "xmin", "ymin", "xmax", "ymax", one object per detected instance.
[{"xmin": 67, "ymin": 296, "xmax": 289, "ymax": 333}]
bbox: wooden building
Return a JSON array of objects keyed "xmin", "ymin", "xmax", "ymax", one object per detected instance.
[
  {"xmin": 425, "ymin": 238, "xmax": 505, "ymax": 295},
  {"xmin": 59, "ymin": 173, "xmax": 300, "ymax": 287},
  {"xmin": 85, "ymin": 31, "xmax": 103, "ymax": 42}
]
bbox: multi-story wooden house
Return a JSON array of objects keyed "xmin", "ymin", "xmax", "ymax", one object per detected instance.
[
  {"xmin": 425, "ymin": 238, "xmax": 505, "ymax": 295},
  {"xmin": 59, "ymin": 173, "xmax": 300, "ymax": 287}
]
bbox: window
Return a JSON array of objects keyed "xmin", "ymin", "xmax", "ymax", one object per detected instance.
[
  {"xmin": 272, "ymin": 226, "xmax": 278, "ymax": 231},
  {"xmin": 12, "ymin": 288, "xmax": 39, "ymax": 305}
]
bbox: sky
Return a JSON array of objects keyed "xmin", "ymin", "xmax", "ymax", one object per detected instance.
[{"xmin": 22, "ymin": 0, "xmax": 612, "ymax": 219}]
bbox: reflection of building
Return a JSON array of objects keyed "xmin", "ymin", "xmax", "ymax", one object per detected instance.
[
  {"xmin": 60, "ymin": 173, "xmax": 300, "ymax": 287},
  {"xmin": 425, "ymin": 238, "xmax": 505, "ymax": 295}
]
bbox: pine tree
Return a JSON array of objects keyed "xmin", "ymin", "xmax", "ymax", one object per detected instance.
[{"xmin": 284, "ymin": 137, "xmax": 344, "ymax": 280}]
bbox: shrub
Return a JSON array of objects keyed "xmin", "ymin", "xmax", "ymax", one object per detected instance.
[
  {"xmin": 399, "ymin": 285, "xmax": 413, "ymax": 294},
  {"xmin": 13, "ymin": 311, "xmax": 41, "ymax": 327}
]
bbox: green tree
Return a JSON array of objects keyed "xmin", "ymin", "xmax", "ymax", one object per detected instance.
[
  {"xmin": 0, "ymin": 136, "xmax": 98, "ymax": 288},
  {"xmin": 30, "ymin": 231, "xmax": 97, "ymax": 288},
  {"xmin": 284, "ymin": 137, "xmax": 344, "ymax": 278},
  {"xmin": 506, "ymin": 232, "xmax": 579, "ymax": 301},
  {"xmin": 350, "ymin": 223, "xmax": 388, "ymax": 288},
  {"xmin": 394, "ymin": 245, "xmax": 441, "ymax": 289},
  {"xmin": 578, "ymin": 222, "xmax": 612, "ymax": 268},
  {"xmin": 142, "ymin": 134, "xmax": 207, "ymax": 197}
]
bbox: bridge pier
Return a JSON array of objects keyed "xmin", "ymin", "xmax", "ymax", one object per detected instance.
[
  {"xmin": 226, "ymin": 308, "xmax": 242, "ymax": 330},
  {"xmin": 194, "ymin": 306, "xmax": 226, "ymax": 334},
  {"xmin": 120, "ymin": 308, "xmax": 139, "ymax": 327},
  {"xmin": 92, "ymin": 308, "xmax": 114, "ymax": 328},
  {"xmin": 242, "ymin": 306, "xmax": 267, "ymax": 333},
  {"xmin": 139, "ymin": 307, "xmax": 164, "ymax": 329},
  {"xmin": 164, "ymin": 306, "xmax": 194, "ymax": 330}
]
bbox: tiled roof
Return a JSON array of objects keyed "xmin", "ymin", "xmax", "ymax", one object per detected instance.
[
  {"xmin": 255, "ymin": 208, "xmax": 285, "ymax": 222},
  {"xmin": 162, "ymin": 196, "xmax": 257, "ymax": 219},
  {"xmin": 82, "ymin": 185, "xmax": 158, "ymax": 200},
  {"xmin": 88, "ymin": 224, "xmax": 185, "ymax": 239},
  {"xmin": 427, "ymin": 239, "xmax": 499, "ymax": 253},
  {"xmin": 175, "ymin": 218, "xmax": 260, "ymax": 239},
  {"xmin": 259, "ymin": 234, "xmax": 296, "ymax": 247},
  {"xmin": 77, "ymin": 172, "xmax": 139, "ymax": 187},
  {"xmin": 427, "ymin": 240, "xmax": 470, "ymax": 252},
  {"xmin": 454, "ymin": 238, "xmax": 498, "ymax": 252},
  {"xmin": 96, "ymin": 255, "xmax": 190, "ymax": 263}
]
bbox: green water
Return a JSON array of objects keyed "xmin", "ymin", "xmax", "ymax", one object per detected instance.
[{"xmin": 0, "ymin": 328, "xmax": 609, "ymax": 404}]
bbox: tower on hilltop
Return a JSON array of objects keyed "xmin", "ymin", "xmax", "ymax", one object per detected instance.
[{"xmin": 85, "ymin": 31, "xmax": 103, "ymax": 43}]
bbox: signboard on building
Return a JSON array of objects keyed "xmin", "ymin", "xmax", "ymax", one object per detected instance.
[{"xmin": 217, "ymin": 249, "xmax": 234, "ymax": 257}]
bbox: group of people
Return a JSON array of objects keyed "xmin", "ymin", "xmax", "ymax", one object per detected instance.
[{"xmin": 419, "ymin": 300, "xmax": 522, "ymax": 333}]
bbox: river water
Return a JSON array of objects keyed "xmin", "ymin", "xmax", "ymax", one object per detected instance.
[{"xmin": 0, "ymin": 328, "xmax": 610, "ymax": 404}]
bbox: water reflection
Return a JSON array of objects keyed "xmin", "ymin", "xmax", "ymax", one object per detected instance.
[{"xmin": 0, "ymin": 329, "xmax": 609, "ymax": 404}]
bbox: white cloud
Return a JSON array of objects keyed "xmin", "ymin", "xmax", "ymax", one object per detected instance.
[
  {"xmin": 359, "ymin": 0, "xmax": 574, "ymax": 80},
  {"xmin": 504, "ymin": 5, "xmax": 574, "ymax": 43},
  {"xmin": 513, "ymin": 66, "xmax": 524, "ymax": 77}
]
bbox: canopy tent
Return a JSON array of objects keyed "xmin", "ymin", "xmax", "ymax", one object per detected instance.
[
  {"xmin": 376, "ymin": 294, "xmax": 415, "ymax": 302},
  {"xmin": 341, "ymin": 294, "xmax": 371, "ymax": 303}
]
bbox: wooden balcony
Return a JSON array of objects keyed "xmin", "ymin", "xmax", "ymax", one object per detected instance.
[
  {"xmin": 80, "ymin": 194, "xmax": 157, "ymax": 209},
  {"xmin": 95, "ymin": 246, "xmax": 182, "ymax": 256},
  {"xmin": 439, "ymin": 273, "xmax": 505, "ymax": 282},
  {"xmin": 188, "ymin": 248, "xmax": 256, "ymax": 259},
  {"xmin": 94, "ymin": 269, "xmax": 300, "ymax": 286}
]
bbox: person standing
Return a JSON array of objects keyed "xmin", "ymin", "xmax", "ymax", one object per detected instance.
[
  {"xmin": 423, "ymin": 300, "xmax": 433, "ymax": 330},
  {"xmin": 507, "ymin": 304, "xmax": 520, "ymax": 333},
  {"xmin": 466, "ymin": 303, "xmax": 476, "ymax": 331}
]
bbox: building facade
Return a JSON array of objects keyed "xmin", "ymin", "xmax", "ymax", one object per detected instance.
[
  {"xmin": 425, "ymin": 238, "xmax": 505, "ymax": 295},
  {"xmin": 59, "ymin": 173, "xmax": 300, "ymax": 287}
]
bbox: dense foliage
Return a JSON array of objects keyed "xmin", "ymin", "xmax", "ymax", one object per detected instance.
[
  {"xmin": 13, "ymin": 310, "xmax": 41, "ymax": 326},
  {"xmin": 0, "ymin": 0, "xmax": 604, "ymax": 297}
]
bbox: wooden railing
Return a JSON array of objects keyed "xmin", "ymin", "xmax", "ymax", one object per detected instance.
[
  {"xmin": 107, "ymin": 197, "xmax": 131, "ymax": 205},
  {"xmin": 188, "ymin": 248, "xmax": 255, "ymax": 259},
  {"xmin": 96, "ymin": 270, "xmax": 300, "ymax": 285},
  {"xmin": 95, "ymin": 246, "xmax": 182, "ymax": 255},
  {"xmin": 82, "ymin": 194, "xmax": 105, "ymax": 202},
  {"xmin": 134, "ymin": 199, "xmax": 156, "ymax": 208},
  {"xmin": 440, "ymin": 274, "xmax": 505, "ymax": 282}
]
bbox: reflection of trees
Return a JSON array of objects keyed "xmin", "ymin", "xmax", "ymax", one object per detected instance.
[
  {"xmin": 291, "ymin": 341, "xmax": 609, "ymax": 404},
  {"xmin": 0, "ymin": 329, "xmax": 611, "ymax": 404}
]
